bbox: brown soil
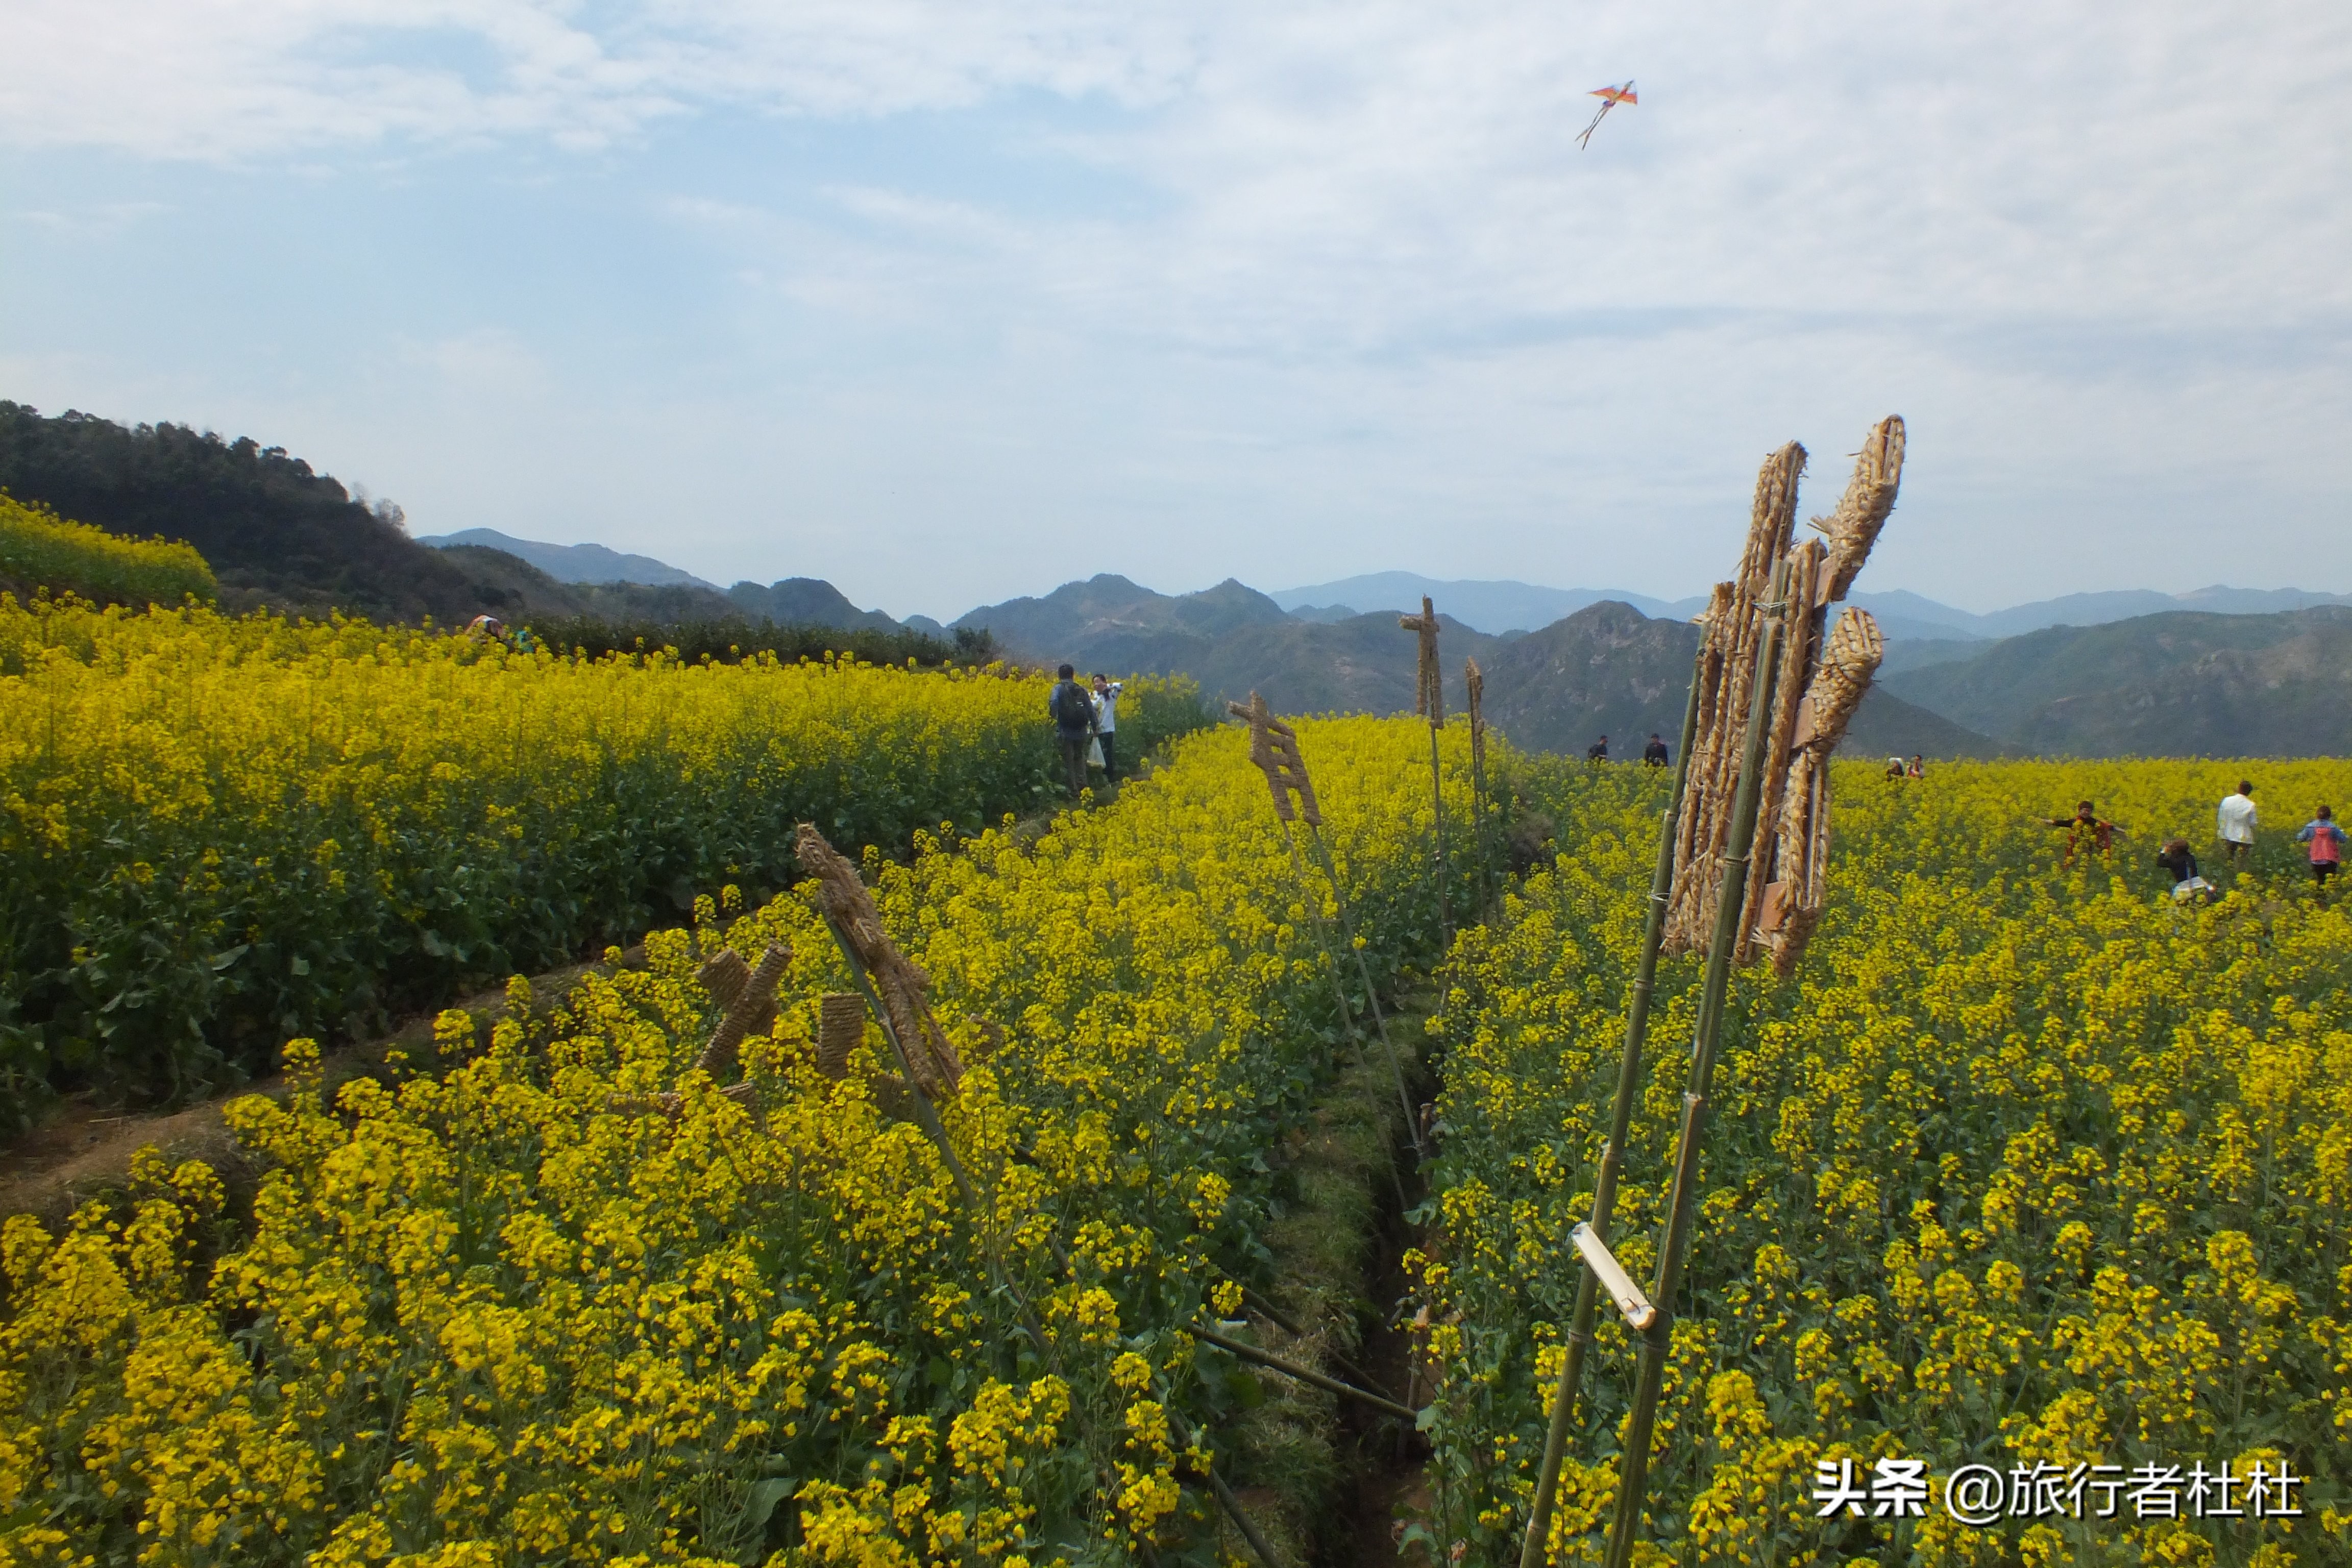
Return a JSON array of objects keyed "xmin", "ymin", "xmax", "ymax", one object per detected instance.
[
  {"xmin": 1340, "ymin": 1171, "xmax": 1440, "ymax": 1566},
  {"xmin": 0, "ymin": 950, "xmax": 639, "ymax": 1226}
]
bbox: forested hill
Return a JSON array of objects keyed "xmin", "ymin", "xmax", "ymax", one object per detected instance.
[
  {"xmin": 1879, "ymin": 606, "xmax": 2352, "ymax": 757},
  {"xmin": 0, "ymin": 402, "xmax": 493, "ymax": 623},
  {"xmin": 0, "ymin": 405, "xmax": 898, "ymax": 643}
]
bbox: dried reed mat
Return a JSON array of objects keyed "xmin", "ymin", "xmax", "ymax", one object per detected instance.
[
  {"xmin": 1664, "ymin": 419, "xmax": 1902, "ymax": 970},
  {"xmin": 696, "ymin": 943, "xmax": 788, "ymax": 1079},
  {"xmin": 1226, "ymin": 691, "xmax": 1323, "ymax": 826},
  {"xmin": 1399, "ymin": 596, "xmax": 1443, "ymax": 726},
  {"xmin": 794, "ymin": 822, "xmax": 964, "ymax": 1099},
  {"xmin": 1808, "ymin": 416, "xmax": 1906, "ymax": 606},
  {"xmin": 816, "ymin": 992, "xmax": 865, "ymax": 1081}
]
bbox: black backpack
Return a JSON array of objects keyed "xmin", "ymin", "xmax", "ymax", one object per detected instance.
[{"xmin": 1053, "ymin": 680, "xmax": 1094, "ymax": 730}]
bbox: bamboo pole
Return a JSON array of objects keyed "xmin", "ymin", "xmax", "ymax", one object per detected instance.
[
  {"xmin": 1190, "ymin": 1322, "xmax": 1419, "ymax": 1419},
  {"xmin": 1399, "ymin": 598, "xmax": 1451, "ymax": 945},
  {"xmin": 1599, "ymin": 563, "xmax": 1791, "ymax": 1568},
  {"xmin": 1516, "ymin": 647, "xmax": 1705, "ymax": 1568},
  {"xmin": 1167, "ymin": 1406, "xmax": 1282, "ymax": 1568},
  {"xmin": 1466, "ymin": 656, "xmax": 1493, "ymax": 920}
]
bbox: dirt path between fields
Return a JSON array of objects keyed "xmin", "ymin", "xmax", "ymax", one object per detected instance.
[{"xmin": 0, "ymin": 949, "xmax": 641, "ymax": 1226}]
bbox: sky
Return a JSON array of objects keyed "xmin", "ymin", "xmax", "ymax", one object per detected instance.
[{"xmin": 3, "ymin": 1, "xmax": 2348, "ymax": 624}]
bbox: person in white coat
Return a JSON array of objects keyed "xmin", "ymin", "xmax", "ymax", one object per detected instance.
[
  {"xmin": 2217, "ymin": 781, "xmax": 2258, "ymax": 869},
  {"xmin": 1091, "ymin": 674, "xmax": 1123, "ymax": 782}
]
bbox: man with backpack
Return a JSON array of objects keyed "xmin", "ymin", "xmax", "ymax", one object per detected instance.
[{"xmin": 1049, "ymin": 663, "xmax": 1097, "ymax": 799}]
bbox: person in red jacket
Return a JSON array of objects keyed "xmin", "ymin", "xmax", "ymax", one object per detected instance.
[
  {"xmin": 2297, "ymin": 805, "xmax": 2345, "ymax": 890},
  {"xmin": 2047, "ymin": 800, "xmax": 2121, "ymax": 863}
]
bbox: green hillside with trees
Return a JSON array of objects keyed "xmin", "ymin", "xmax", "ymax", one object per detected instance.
[{"xmin": 1881, "ymin": 606, "xmax": 2352, "ymax": 756}]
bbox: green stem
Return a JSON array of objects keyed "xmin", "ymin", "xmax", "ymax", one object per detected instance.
[
  {"xmin": 1600, "ymin": 567, "xmax": 1789, "ymax": 1568},
  {"xmin": 1518, "ymin": 648, "xmax": 1704, "ymax": 1568}
]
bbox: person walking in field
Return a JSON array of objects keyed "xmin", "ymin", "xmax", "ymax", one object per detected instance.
[
  {"xmin": 1090, "ymin": 673, "xmax": 1123, "ymax": 783},
  {"xmin": 1642, "ymin": 733, "xmax": 1669, "ymax": 768},
  {"xmin": 1885, "ymin": 756, "xmax": 1906, "ymax": 780},
  {"xmin": 2047, "ymin": 800, "xmax": 2121, "ymax": 863},
  {"xmin": 1049, "ymin": 663, "xmax": 1097, "ymax": 799},
  {"xmin": 1586, "ymin": 735, "xmax": 1609, "ymax": 763},
  {"xmin": 1906, "ymin": 754, "xmax": 1925, "ymax": 779},
  {"xmin": 2296, "ymin": 805, "xmax": 2344, "ymax": 890},
  {"xmin": 2156, "ymin": 837, "xmax": 2215, "ymax": 904},
  {"xmin": 2217, "ymin": 781, "xmax": 2258, "ymax": 869}
]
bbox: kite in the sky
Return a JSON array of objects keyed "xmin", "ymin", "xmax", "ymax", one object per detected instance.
[{"xmin": 1577, "ymin": 81, "xmax": 1636, "ymax": 149}]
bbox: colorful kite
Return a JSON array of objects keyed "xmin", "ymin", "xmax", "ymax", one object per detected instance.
[{"xmin": 1577, "ymin": 80, "xmax": 1636, "ymax": 149}]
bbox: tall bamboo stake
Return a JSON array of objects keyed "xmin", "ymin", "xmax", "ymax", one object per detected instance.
[
  {"xmin": 1516, "ymin": 648, "xmax": 1705, "ymax": 1568},
  {"xmin": 1400, "ymin": 597, "xmax": 1451, "ymax": 945},
  {"xmin": 1599, "ymin": 564, "xmax": 1791, "ymax": 1568},
  {"xmin": 1466, "ymin": 656, "xmax": 1493, "ymax": 919}
]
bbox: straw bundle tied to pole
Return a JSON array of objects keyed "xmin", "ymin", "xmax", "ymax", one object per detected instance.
[
  {"xmin": 815, "ymin": 992, "xmax": 865, "ymax": 1081},
  {"xmin": 793, "ymin": 822, "xmax": 964, "ymax": 1098},
  {"xmin": 1398, "ymin": 597, "xmax": 1452, "ymax": 938},
  {"xmin": 1663, "ymin": 415, "xmax": 1902, "ymax": 973},
  {"xmin": 695, "ymin": 943, "xmax": 788, "ymax": 1079},
  {"xmin": 1400, "ymin": 596, "xmax": 1443, "ymax": 725},
  {"xmin": 1465, "ymin": 657, "xmax": 1487, "ymax": 777},
  {"xmin": 1226, "ymin": 691, "xmax": 1322, "ymax": 825}
]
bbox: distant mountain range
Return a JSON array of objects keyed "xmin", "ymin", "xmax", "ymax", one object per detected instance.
[
  {"xmin": 1271, "ymin": 572, "xmax": 2352, "ymax": 642},
  {"xmin": 6, "ymin": 403, "xmax": 2346, "ymax": 760},
  {"xmin": 335, "ymin": 527, "xmax": 2352, "ymax": 761},
  {"xmin": 1881, "ymin": 606, "xmax": 2352, "ymax": 757},
  {"xmin": 418, "ymin": 528, "xmax": 720, "ymax": 590}
]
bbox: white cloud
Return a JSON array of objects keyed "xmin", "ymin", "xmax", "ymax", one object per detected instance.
[{"xmin": 4, "ymin": 0, "xmax": 2346, "ymax": 611}]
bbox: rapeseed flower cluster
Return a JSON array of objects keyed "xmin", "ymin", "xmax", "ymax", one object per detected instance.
[
  {"xmin": 1419, "ymin": 757, "xmax": 2350, "ymax": 1564},
  {"xmin": 1, "ymin": 716, "xmax": 1480, "ymax": 1565},
  {"xmin": 0, "ymin": 596, "xmax": 1080, "ymax": 1121}
]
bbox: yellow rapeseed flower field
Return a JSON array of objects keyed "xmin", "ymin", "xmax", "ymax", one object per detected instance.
[
  {"xmin": 1417, "ymin": 756, "xmax": 2352, "ymax": 1565},
  {"xmin": 0, "ymin": 716, "xmax": 1482, "ymax": 1567},
  {"xmin": 0, "ymin": 597, "xmax": 1100, "ymax": 1123},
  {"xmin": 0, "ymin": 497, "xmax": 215, "ymax": 610}
]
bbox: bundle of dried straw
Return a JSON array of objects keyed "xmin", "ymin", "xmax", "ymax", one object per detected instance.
[
  {"xmin": 1400, "ymin": 597, "xmax": 1443, "ymax": 726},
  {"xmin": 1663, "ymin": 416, "xmax": 1901, "ymax": 973},
  {"xmin": 794, "ymin": 822, "xmax": 964, "ymax": 1098},
  {"xmin": 1465, "ymin": 657, "xmax": 1487, "ymax": 777},
  {"xmin": 816, "ymin": 992, "xmax": 866, "ymax": 1081},
  {"xmin": 1227, "ymin": 691, "xmax": 1322, "ymax": 826}
]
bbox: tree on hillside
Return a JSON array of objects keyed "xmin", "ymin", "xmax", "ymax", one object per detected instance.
[{"xmin": 0, "ymin": 402, "xmax": 485, "ymax": 622}]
